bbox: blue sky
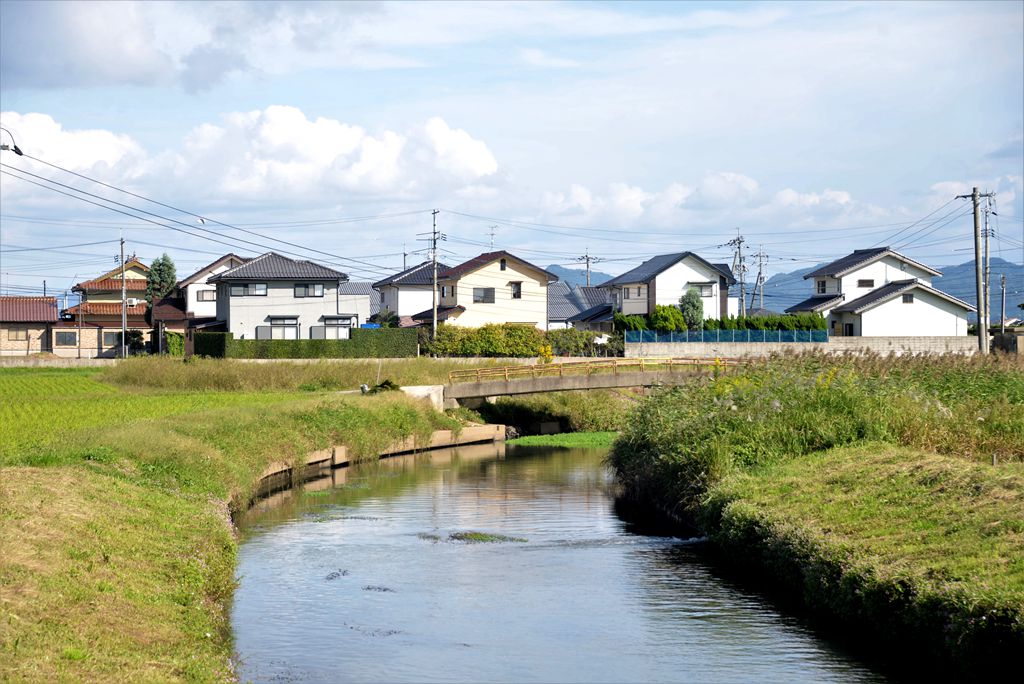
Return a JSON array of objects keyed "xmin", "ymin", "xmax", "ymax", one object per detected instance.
[{"xmin": 1, "ymin": 0, "xmax": 1022, "ymax": 297}]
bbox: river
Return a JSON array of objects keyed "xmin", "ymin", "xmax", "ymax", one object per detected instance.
[{"xmin": 232, "ymin": 442, "xmax": 887, "ymax": 683}]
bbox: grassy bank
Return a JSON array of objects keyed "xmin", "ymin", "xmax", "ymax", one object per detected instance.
[
  {"xmin": 507, "ymin": 431, "xmax": 618, "ymax": 448},
  {"xmin": 609, "ymin": 354, "xmax": 1024, "ymax": 674},
  {"xmin": 0, "ymin": 365, "xmax": 461, "ymax": 681},
  {"xmin": 476, "ymin": 389, "xmax": 636, "ymax": 434}
]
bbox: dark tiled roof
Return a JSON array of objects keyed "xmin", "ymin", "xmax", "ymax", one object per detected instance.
[
  {"xmin": 411, "ymin": 305, "xmax": 465, "ymax": 322},
  {"xmin": 832, "ymin": 279, "xmax": 974, "ymax": 314},
  {"xmin": 440, "ymin": 251, "xmax": 558, "ymax": 281},
  {"xmin": 569, "ymin": 303, "xmax": 614, "ymax": 323},
  {"xmin": 177, "ymin": 254, "xmax": 249, "ymax": 288},
  {"xmin": 207, "ymin": 252, "xmax": 348, "ymax": 282},
  {"xmin": 338, "ymin": 282, "xmax": 381, "ymax": 316},
  {"xmin": 576, "ymin": 285, "xmax": 611, "ymax": 309},
  {"xmin": 547, "ymin": 282, "xmax": 580, "ymax": 321},
  {"xmin": 803, "ymin": 247, "xmax": 941, "ymax": 279},
  {"xmin": 784, "ymin": 294, "xmax": 845, "ymax": 313},
  {"xmin": 373, "ymin": 261, "xmax": 451, "ymax": 288},
  {"xmin": 0, "ymin": 296, "xmax": 58, "ymax": 322},
  {"xmin": 601, "ymin": 252, "xmax": 736, "ymax": 287},
  {"xmin": 151, "ymin": 297, "xmax": 188, "ymax": 322}
]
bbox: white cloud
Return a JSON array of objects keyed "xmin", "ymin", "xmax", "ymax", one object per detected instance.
[
  {"xmin": 519, "ymin": 48, "xmax": 580, "ymax": 69},
  {"xmin": 696, "ymin": 172, "xmax": 760, "ymax": 207}
]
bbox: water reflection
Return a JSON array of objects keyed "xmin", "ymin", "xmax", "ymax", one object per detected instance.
[{"xmin": 233, "ymin": 444, "xmax": 886, "ymax": 683}]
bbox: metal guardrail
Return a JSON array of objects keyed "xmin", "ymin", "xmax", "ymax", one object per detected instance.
[
  {"xmin": 625, "ymin": 330, "xmax": 829, "ymax": 343},
  {"xmin": 448, "ymin": 357, "xmax": 736, "ymax": 384}
]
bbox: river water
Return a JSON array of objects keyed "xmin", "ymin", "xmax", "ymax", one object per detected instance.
[{"xmin": 233, "ymin": 443, "xmax": 886, "ymax": 683}]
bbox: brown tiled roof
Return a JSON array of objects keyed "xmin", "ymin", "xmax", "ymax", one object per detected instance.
[
  {"xmin": 74, "ymin": 278, "xmax": 149, "ymax": 293},
  {"xmin": 0, "ymin": 296, "xmax": 59, "ymax": 322},
  {"xmin": 440, "ymin": 251, "xmax": 558, "ymax": 281},
  {"xmin": 151, "ymin": 297, "xmax": 188, "ymax": 322},
  {"xmin": 66, "ymin": 302, "xmax": 148, "ymax": 317}
]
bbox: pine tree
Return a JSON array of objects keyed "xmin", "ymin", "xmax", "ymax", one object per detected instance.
[{"xmin": 146, "ymin": 254, "xmax": 177, "ymax": 305}]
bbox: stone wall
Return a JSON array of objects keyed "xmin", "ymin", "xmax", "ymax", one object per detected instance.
[
  {"xmin": 626, "ymin": 336, "xmax": 980, "ymax": 358},
  {"xmin": 0, "ymin": 324, "xmax": 51, "ymax": 356}
]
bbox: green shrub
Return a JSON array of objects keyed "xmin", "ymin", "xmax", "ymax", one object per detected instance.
[
  {"xmin": 195, "ymin": 332, "xmax": 230, "ymax": 357},
  {"xmin": 195, "ymin": 329, "xmax": 417, "ymax": 359},
  {"xmin": 164, "ymin": 332, "xmax": 185, "ymax": 357},
  {"xmin": 650, "ymin": 304, "xmax": 687, "ymax": 332},
  {"xmin": 679, "ymin": 288, "xmax": 704, "ymax": 331},
  {"xmin": 547, "ymin": 328, "xmax": 599, "ymax": 356},
  {"xmin": 429, "ymin": 323, "xmax": 545, "ymax": 357},
  {"xmin": 614, "ymin": 313, "xmax": 647, "ymax": 331}
]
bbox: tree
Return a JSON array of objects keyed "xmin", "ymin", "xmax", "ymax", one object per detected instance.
[
  {"xmin": 649, "ymin": 304, "xmax": 686, "ymax": 332},
  {"xmin": 370, "ymin": 307, "xmax": 399, "ymax": 328},
  {"xmin": 146, "ymin": 254, "xmax": 177, "ymax": 305},
  {"xmin": 678, "ymin": 288, "xmax": 704, "ymax": 331}
]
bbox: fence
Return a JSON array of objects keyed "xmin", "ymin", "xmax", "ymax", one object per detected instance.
[{"xmin": 625, "ymin": 330, "xmax": 829, "ymax": 344}]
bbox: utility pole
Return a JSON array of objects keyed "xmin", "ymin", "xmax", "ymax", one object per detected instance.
[
  {"xmin": 576, "ymin": 249, "xmax": 603, "ymax": 287},
  {"xmin": 728, "ymin": 230, "xmax": 747, "ymax": 318},
  {"xmin": 402, "ymin": 242, "xmax": 407, "ymax": 271},
  {"xmin": 984, "ymin": 202, "xmax": 992, "ymax": 338},
  {"xmin": 43, "ymin": 280, "xmax": 46, "ymax": 297},
  {"xmin": 751, "ymin": 245, "xmax": 767, "ymax": 312},
  {"xmin": 418, "ymin": 210, "xmax": 444, "ymax": 341},
  {"xmin": 488, "ymin": 225, "xmax": 498, "ymax": 251},
  {"xmin": 120, "ymin": 235, "xmax": 127, "ymax": 359},
  {"xmin": 957, "ymin": 188, "xmax": 995, "ymax": 353},
  {"xmin": 1000, "ymin": 274, "xmax": 1007, "ymax": 334}
]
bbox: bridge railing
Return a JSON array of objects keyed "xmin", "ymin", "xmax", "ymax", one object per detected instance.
[{"xmin": 448, "ymin": 357, "xmax": 736, "ymax": 384}]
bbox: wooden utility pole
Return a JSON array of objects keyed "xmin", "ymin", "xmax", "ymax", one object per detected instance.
[{"xmin": 958, "ymin": 188, "xmax": 994, "ymax": 353}]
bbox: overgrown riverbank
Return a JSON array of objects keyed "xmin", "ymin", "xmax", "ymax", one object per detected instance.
[
  {"xmin": 0, "ymin": 365, "xmax": 465, "ymax": 681},
  {"xmin": 609, "ymin": 354, "xmax": 1024, "ymax": 676}
]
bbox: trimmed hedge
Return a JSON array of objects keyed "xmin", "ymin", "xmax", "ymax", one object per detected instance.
[{"xmin": 194, "ymin": 328, "xmax": 417, "ymax": 359}]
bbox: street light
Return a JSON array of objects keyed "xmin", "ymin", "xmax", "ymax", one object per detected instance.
[{"xmin": 0, "ymin": 127, "xmax": 23, "ymax": 155}]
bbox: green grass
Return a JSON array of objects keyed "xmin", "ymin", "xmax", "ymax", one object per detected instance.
[
  {"xmin": 447, "ymin": 531, "xmax": 528, "ymax": 543},
  {"xmin": 0, "ymin": 366, "xmax": 464, "ymax": 682},
  {"xmin": 508, "ymin": 431, "xmax": 618, "ymax": 448},
  {"xmin": 477, "ymin": 389, "xmax": 638, "ymax": 433}
]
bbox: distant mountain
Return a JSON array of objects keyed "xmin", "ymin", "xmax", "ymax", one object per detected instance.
[
  {"xmin": 760, "ymin": 258, "xmax": 1024, "ymax": 322},
  {"xmin": 546, "ymin": 264, "xmax": 613, "ymax": 288}
]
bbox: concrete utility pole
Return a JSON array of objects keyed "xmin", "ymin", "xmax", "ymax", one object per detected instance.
[
  {"xmin": 1001, "ymin": 274, "xmax": 1007, "ymax": 334},
  {"xmin": 751, "ymin": 245, "xmax": 767, "ymax": 312},
  {"xmin": 984, "ymin": 203, "xmax": 992, "ymax": 339},
  {"xmin": 576, "ymin": 249, "xmax": 603, "ymax": 287},
  {"xmin": 488, "ymin": 225, "xmax": 498, "ymax": 250},
  {"xmin": 120, "ymin": 235, "xmax": 127, "ymax": 359},
  {"xmin": 957, "ymin": 187, "xmax": 995, "ymax": 353},
  {"xmin": 728, "ymin": 230, "xmax": 747, "ymax": 318},
  {"xmin": 418, "ymin": 210, "xmax": 443, "ymax": 341}
]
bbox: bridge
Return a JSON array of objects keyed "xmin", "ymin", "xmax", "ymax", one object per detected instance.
[{"xmin": 443, "ymin": 357, "xmax": 735, "ymax": 407}]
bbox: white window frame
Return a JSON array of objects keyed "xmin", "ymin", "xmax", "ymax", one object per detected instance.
[
  {"xmin": 294, "ymin": 283, "xmax": 324, "ymax": 298},
  {"xmin": 197, "ymin": 289, "xmax": 217, "ymax": 302},
  {"xmin": 102, "ymin": 331, "xmax": 122, "ymax": 347}
]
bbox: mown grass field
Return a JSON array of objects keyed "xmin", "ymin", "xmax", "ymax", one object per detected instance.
[
  {"xmin": 609, "ymin": 353, "xmax": 1024, "ymax": 675},
  {"xmin": 0, "ymin": 362, "xmax": 473, "ymax": 682}
]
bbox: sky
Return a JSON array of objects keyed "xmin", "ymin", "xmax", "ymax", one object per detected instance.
[{"xmin": 1, "ymin": 0, "xmax": 1022, "ymax": 300}]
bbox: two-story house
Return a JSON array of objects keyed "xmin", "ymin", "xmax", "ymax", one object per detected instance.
[
  {"xmin": 56, "ymin": 259, "xmax": 151, "ymax": 357},
  {"xmin": 786, "ymin": 247, "xmax": 974, "ymax": 336},
  {"xmin": 207, "ymin": 252, "xmax": 353, "ymax": 339},
  {"xmin": 598, "ymin": 252, "xmax": 737, "ymax": 321},
  {"xmin": 411, "ymin": 251, "xmax": 557, "ymax": 330},
  {"xmin": 373, "ymin": 261, "xmax": 451, "ymax": 323}
]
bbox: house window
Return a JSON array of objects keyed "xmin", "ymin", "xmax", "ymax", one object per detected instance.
[
  {"xmin": 102, "ymin": 331, "xmax": 122, "ymax": 347},
  {"xmin": 230, "ymin": 283, "xmax": 267, "ymax": 296},
  {"xmin": 816, "ymin": 280, "xmax": 827, "ymax": 294},
  {"xmin": 473, "ymin": 287, "xmax": 495, "ymax": 303},
  {"xmin": 696, "ymin": 284, "xmax": 713, "ymax": 297},
  {"xmin": 264, "ymin": 317, "xmax": 299, "ymax": 339},
  {"xmin": 441, "ymin": 286, "xmax": 448, "ymax": 298},
  {"xmin": 511, "ymin": 282, "xmax": 522, "ymax": 300},
  {"xmin": 294, "ymin": 283, "xmax": 324, "ymax": 298},
  {"xmin": 902, "ymin": 293, "xmax": 914, "ymax": 304},
  {"xmin": 197, "ymin": 289, "xmax": 217, "ymax": 302},
  {"xmin": 55, "ymin": 331, "xmax": 77, "ymax": 346},
  {"xmin": 8, "ymin": 328, "xmax": 27, "ymax": 341},
  {"xmin": 318, "ymin": 317, "xmax": 353, "ymax": 340},
  {"xmin": 636, "ymin": 287, "xmax": 642, "ymax": 298},
  {"xmin": 857, "ymin": 279, "xmax": 874, "ymax": 288},
  {"xmin": 623, "ymin": 288, "xmax": 630, "ymax": 300},
  {"xmin": 500, "ymin": 259, "xmax": 507, "ymax": 271}
]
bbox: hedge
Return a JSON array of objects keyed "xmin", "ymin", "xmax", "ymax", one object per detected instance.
[{"xmin": 194, "ymin": 328, "xmax": 418, "ymax": 359}]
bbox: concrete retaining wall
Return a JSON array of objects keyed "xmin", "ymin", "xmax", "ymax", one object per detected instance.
[
  {"xmin": 0, "ymin": 357, "xmax": 118, "ymax": 367},
  {"xmin": 626, "ymin": 336, "xmax": 980, "ymax": 358}
]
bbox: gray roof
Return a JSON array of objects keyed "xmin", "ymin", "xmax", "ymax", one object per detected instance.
[
  {"xmin": 207, "ymin": 252, "xmax": 348, "ymax": 283},
  {"xmin": 548, "ymin": 282, "xmax": 579, "ymax": 321},
  {"xmin": 339, "ymin": 282, "xmax": 381, "ymax": 316},
  {"xmin": 576, "ymin": 285, "xmax": 611, "ymax": 309},
  {"xmin": 177, "ymin": 253, "xmax": 248, "ymax": 288},
  {"xmin": 601, "ymin": 252, "xmax": 736, "ymax": 287},
  {"xmin": 804, "ymin": 247, "xmax": 941, "ymax": 280},
  {"xmin": 373, "ymin": 261, "xmax": 451, "ymax": 289},
  {"xmin": 785, "ymin": 293, "xmax": 844, "ymax": 313},
  {"xmin": 831, "ymin": 279, "xmax": 974, "ymax": 314},
  {"xmin": 570, "ymin": 303, "xmax": 614, "ymax": 323}
]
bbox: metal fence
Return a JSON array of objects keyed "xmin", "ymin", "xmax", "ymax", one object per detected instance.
[{"xmin": 625, "ymin": 329, "xmax": 829, "ymax": 344}]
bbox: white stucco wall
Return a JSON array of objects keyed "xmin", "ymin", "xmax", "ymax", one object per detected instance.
[
  {"xmin": 838, "ymin": 256, "xmax": 934, "ymax": 298},
  {"xmin": 439, "ymin": 259, "xmax": 549, "ymax": 329},
  {"xmin": 380, "ymin": 284, "xmax": 435, "ymax": 317},
  {"xmin": 187, "ymin": 260, "xmax": 243, "ymax": 318},
  {"xmin": 651, "ymin": 257, "xmax": 728, "ymax": 320},
  {"xmin": 859, "ymin": 289, "xmax": 969, "ymax": 336},
  {"xmin": 217, "ymin": 280, "xmax": 354, "ymax": 339}
]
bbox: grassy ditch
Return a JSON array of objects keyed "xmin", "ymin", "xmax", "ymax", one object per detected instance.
[
  {"xmin": 508, "ymin": 432, "xmax": 618, "ymax": 448},
  {"xmin": 0, "ymin": 367, "xmax": 461, "ymax": 682},
  {"xmin": 609, "ymin": 354, "xmax": 1024, "ymax": 674}
]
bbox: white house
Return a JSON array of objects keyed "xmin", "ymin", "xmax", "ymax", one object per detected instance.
[
  {"xmin": 412, "ymin": 251, "xmax": 557, "ymax": 330},
  {"xmin": 787, "ymin": 247, "xmax": 974, "ymax": 336},
  {"xmin": 176, "ymin": 253, "xmax": 248, "ymax": 320},
  {"xmin": 208, "ymin": 252, "xmax": 355, "ymax": 339},
  {"xmin": 599, "ymin": 252, "xmax": 738, "ymax": 320},
  {"xmin": 372, "ymin": 260, "xmax": 450, "ymax": 321}
]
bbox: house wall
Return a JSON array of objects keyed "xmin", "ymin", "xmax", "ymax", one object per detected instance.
[
  {"xmin": 613, "ymin": 284, "xmax": 649, "ymax": 316},
  {"xmin": 838, "ymin": 256, "xmax": 934, "ymax": 297},
  {"xmin": 811, "ymin": 276, "xmax": 841, "ymax": 296},
  {"xmin": 187, "ymin": 259, "xmax": 243, "ymax": 318},
  {"xmin": 84, "ymin": 264, "xmax": 150, "ymax": 304},
  {"xmin": 859, "ymin": 290, "xmax": 968, "ymax": 336},
  {"xmin": 49, "ymin": 323, "xmax": 152, "ymax": 358},
  {"xmin": 380, "ymin": 284, "xmax": 434, "ymax": 317},
  {"xmin": 652, "ymin": 257, "xmax": 728, "ymax": 320},
  {"xmin": 218, "ymin": 281, "xmax": 350, "ymax": 339},
  {"xmin": 440, "ymin": 260, "xmax": 549, "ymax": 329},
  {"xmin": 337, "ymin": 292, "xmax": 371, "ymax": 324},
  {"xmin": 0, "ymin": 324, "xmax": 51, "ymax": 356}
]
